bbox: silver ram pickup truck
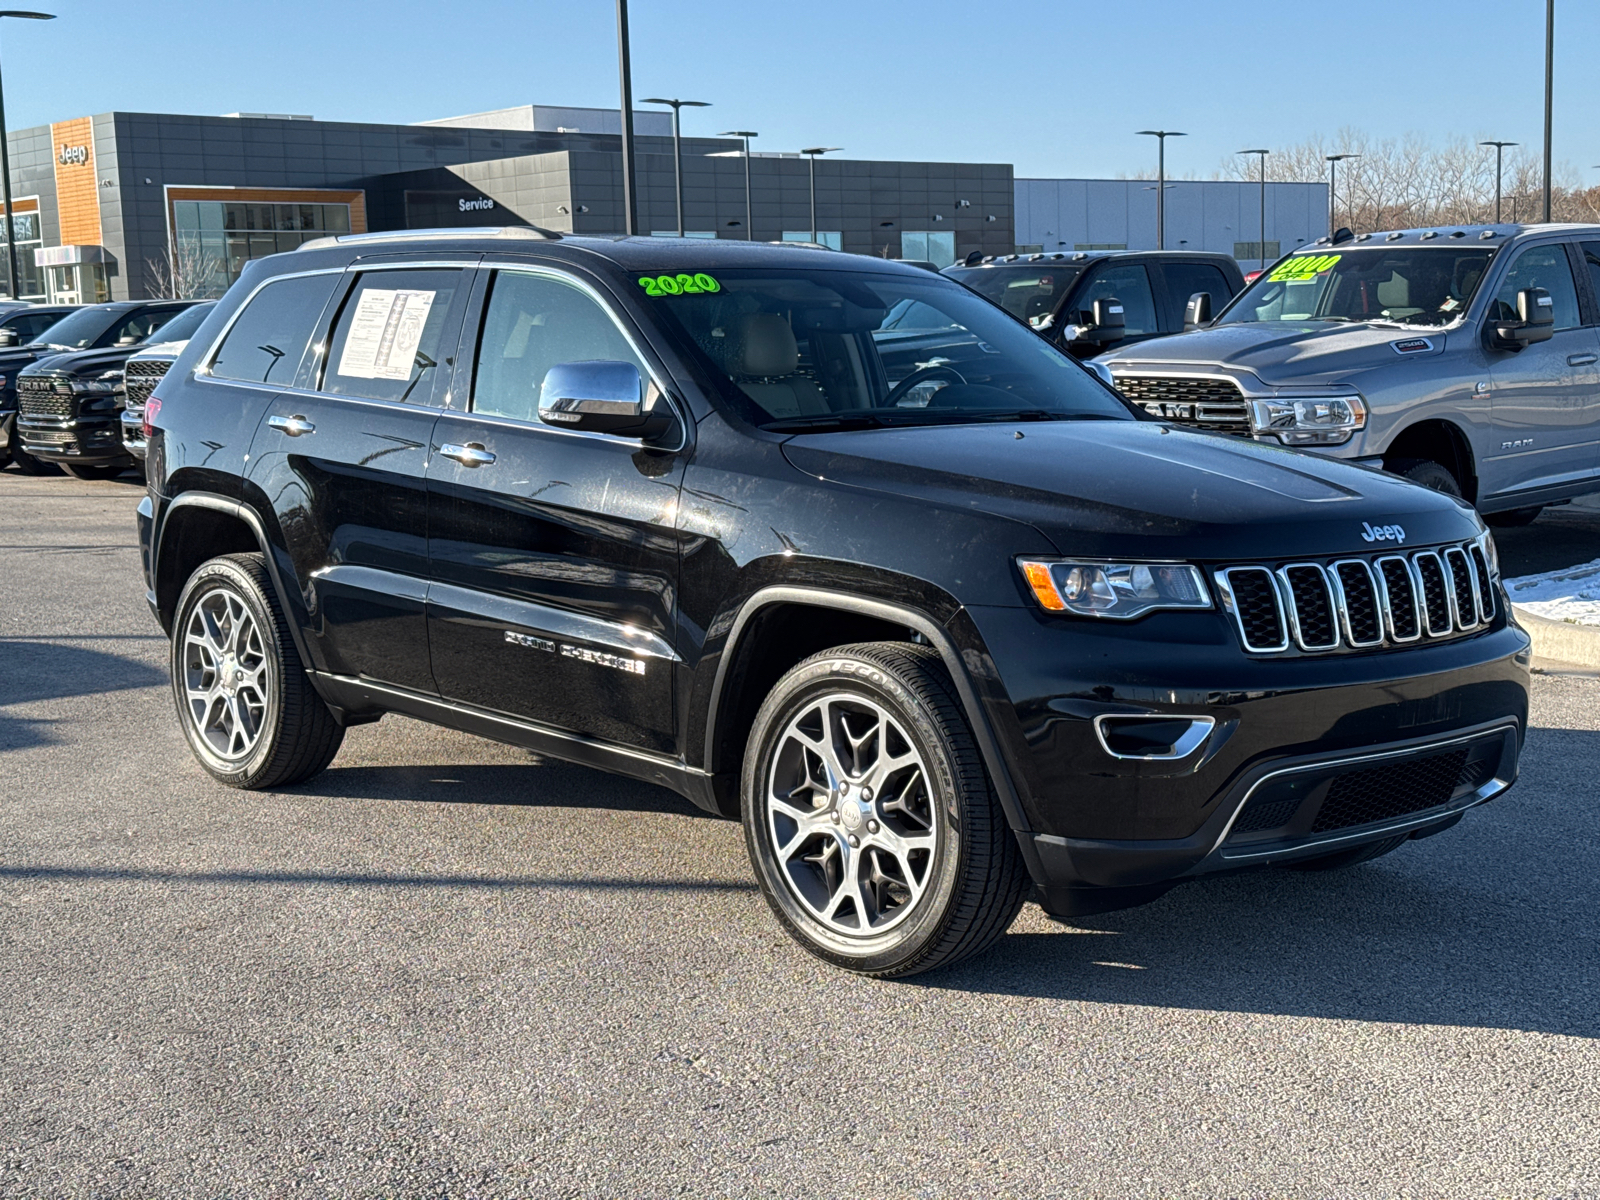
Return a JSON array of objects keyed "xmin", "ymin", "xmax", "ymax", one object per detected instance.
[{"xmin": 1100, "ymin": 223, "xmax": 1600, "ymax": 525}]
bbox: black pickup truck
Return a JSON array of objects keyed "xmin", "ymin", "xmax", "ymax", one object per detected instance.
[{"xmin": 138, "ymin": 230, "xmax": 1527, "ymax": 977}]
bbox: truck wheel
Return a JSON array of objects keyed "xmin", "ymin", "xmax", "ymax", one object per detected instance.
[
  {"xmin": 9, "ymin": 444, "xmax": 59, "ymax": 475},
  {"xmin": 61, "ymin": 463, "xmax": 126, "ymax": 481},
  {"xmin": 171, "ymin": 553, "xmax": 344, "ymax": 789},
  {"xmin": 1388, "ymin": 458, "xmax": 1462, "ymax": 499},
  {"xmin": 1487, "ymin": 506, "xmax": 1543, "ymax": 527},
  {"xmin": 1281, "ymin": 833, "xmax": 1408, "ymax": 872},
  {"xmin": 742, "ymin": 642, "xmax": 1029, "ymax": 977}
]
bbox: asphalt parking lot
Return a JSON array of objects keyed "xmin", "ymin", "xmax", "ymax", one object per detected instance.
[{"xmin": 2, "ymin": 468, "xmax": 1598, "ymax": 1200}]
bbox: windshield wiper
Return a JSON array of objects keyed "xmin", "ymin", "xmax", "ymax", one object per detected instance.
[{"xmin": 761, "ymin": 413, "xmax": 895, "ymax": 433}]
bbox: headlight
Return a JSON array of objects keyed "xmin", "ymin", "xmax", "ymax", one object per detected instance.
[
  {"xmin": 1250, "ymin": 395, "xmax": 1366, "ymax": 445},
  {"xmin": 70, "ymin": 380, "xmax": 119, "ymax": 395},
  {"xmin": 1018, "ymin": 559, "xmax": 1212, "ymax": 620}
]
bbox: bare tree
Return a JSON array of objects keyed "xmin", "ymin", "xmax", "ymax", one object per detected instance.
[
  {"xmin": 144, "ymin": 234, "xmax": 220, "ymax": 300},
  {"xmin": 1215, "ymin": 129, "xmax": 1599, "ymax": 234}
]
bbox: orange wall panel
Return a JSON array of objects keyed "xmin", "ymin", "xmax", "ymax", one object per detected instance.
[{"xmin": 50, "ymin": 117, "xmax": 101, "ymax": 246}]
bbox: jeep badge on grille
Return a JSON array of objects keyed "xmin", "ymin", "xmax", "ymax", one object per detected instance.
[{"xmin": 1360, "ymin": 521, "xmax": 1406, "ymax": 545}]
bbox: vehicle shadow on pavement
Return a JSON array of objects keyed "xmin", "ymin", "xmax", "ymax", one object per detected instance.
[
  {"xmin": 296, "ymin": 760, "xmax": 719, "ymax": 819},
  {"xmin": 921, "ymin": 726, "xmax": 1600, "ymax": 1039},
  {"xmin": 0, "ymin": 638, "xmax": 167, "ymax": 751}
]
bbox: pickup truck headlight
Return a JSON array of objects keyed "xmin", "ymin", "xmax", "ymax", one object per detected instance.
[
  {"xmin": 1250, "ymin": 395, "xmax": 1366, "ymax": 446},
  {"xmin": 1018, "ymin": 559, "xmax": 1212, "ymax": 620}
]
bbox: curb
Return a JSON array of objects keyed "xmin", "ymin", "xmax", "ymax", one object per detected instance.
[{"xmin": 1513, "ymin": 605, "xmax": 1600, "ymax": 671}]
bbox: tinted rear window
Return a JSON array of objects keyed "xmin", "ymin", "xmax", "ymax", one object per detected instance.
[{"xmin": 210, "ymin": 274, "xmax": 341, "ymax": 386}]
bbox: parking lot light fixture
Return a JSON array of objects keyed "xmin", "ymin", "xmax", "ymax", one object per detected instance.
[
  {"xmin": 1480, "ymin": 141, "xmax": 1519, "ymax": 223},
  {"xmin": 801, "ymin": 147, "xmax": 842, "ymax": 245},
  {"xmin": 1239, "ymin": 149, "xmax": 1270, "ymax": 270},
  {"xmin": 1325, "ymin": 154, "xmax": 1360, "ymax": 236},
  {"xmin": 720, "ymin": 130, "xmax": 758, "ymax": 240},
  {"xmin": 641, "ymin": 98, "xmax": 710, "ymax": 238},
  {"xmin": 0, "ymin": 10, "xmax": 54, "ymax": 302},
  {"xmin": 1136, "ymin": 131, "xmax": 1185, "ymax": 250}
]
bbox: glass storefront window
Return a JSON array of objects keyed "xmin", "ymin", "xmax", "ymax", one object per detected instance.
[
  {"xmin": 172, "ymin": 199, "xmax": 353, "ymax": 298},
  {"xmin": 0, "ymin": 209, "xmax": 46, "ymax": 300}
]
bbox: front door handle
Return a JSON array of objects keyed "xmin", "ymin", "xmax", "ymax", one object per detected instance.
[
  {"xmin": 439, "ymin": 442, "xmax": 496, "ymax": 467},
  {"xmin": 267, "ymin": 414, "xmax": 315, "ymax": 437},
  {"xmin": 1567, "ymin": 353, "xmax": 1598, "ymax": 366}
]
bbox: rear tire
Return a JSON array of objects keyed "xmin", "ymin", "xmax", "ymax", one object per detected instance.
[
  {"xmin": 1487, "ymin": 505, "xmax": 1543, "ymax": 527},
  {"xmin": 61, "ymin": 462, "xmax": 127, "ymax": 481},
  {"xmin": 742, "ymin": 641, "xmax": 1029, "ymax": 978},
  {"xmin": 1388, "ymin": 458, "xmax": 1462, "ymax": 498},
  {"xmin": 1282, "ymin": 833, "xmax": 1408, "ymax": 872},
  {"xmin": 171, "ymin": 553, "xmax": 344, "ymax": 789}
]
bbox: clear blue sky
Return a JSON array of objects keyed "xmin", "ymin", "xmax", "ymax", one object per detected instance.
[{"xmin": 4, "ymin": 0, "xmax": 1595, "ymax": 181}]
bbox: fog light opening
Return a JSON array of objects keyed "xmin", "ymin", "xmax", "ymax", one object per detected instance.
[{"xmin": 1093, "ymin": 715, "xmax": 1215, "ymax": 761}]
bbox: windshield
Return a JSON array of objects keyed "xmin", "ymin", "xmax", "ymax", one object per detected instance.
[
  {"xmin": 643, "ymin": 267, "xmax": 1130, "ymax": 430},
  {"xmin": 31, "ymin": 306, "xmax": 120, "ymax": 351},
  {"xmin": 147, "ymin": 303, "xmax": 214, "ymax": 344},
  {"xmin": 1219, "ymin": 246, "xmax": 1497, "ymax": 328},
  {"xmin": 944, "ymin": 263, "xmax": 1085, "ymax": 326}
]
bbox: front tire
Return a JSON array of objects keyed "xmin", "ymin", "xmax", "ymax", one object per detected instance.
[
  {"xmin": 171, "ymin": 553, "xmax": 344, "ymax": 789},
  {"xmin": 8, "ymin": 443, "xmax": 59, "ymax": 475},
  {"xmin": 1388, "ymin": 457, "xmax": 1462, "ymax": 498},
  {"xmin": 742, "ymin": 642, "xmax": 1029, "ymax": 977}
]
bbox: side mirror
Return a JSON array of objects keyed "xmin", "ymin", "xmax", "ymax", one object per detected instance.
[
  {"xmin": 538, "ymin": 360, "xmax": 674, "ymax": 439},
  {"xmin": 115, "ymin": 335, "xmax": 140, "ymax": 347},
  {"xmin": 1183, "ymin": 291, "xmax": 1213, "ymax": 331},
  {"xmin": 0, "ymin": 329, "xmax": 16, "ymax": 347},
  {"xmin": 1489, "ymin": 286, "xmax": 1556, "ymax": 351},
  {"xmin": 1068, "ymin": 295, "xmax": 1127, "ymax": 347}
]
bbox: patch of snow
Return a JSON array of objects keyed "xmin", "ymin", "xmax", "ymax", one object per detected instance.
[{"xmin": 1504, "ymin": 558, "xmax": 1600, "ymax": 627}]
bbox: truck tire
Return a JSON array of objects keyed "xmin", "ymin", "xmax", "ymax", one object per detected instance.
[
  {"xmin": 742, "ymin": 641, "xmax": 1029, "ymax": 978},
  {"xmin": 1281, "ymin": 833, "xmax": 1408, "ymax": 872},
  {"xmin": 1387, "ymin": 458, "xmax": 1462, "ymax": 499},
  {"xmin": 170, "ymin": 553, "xmax": 344, "ymax": 789},
  {"xmin": 8, "ymin": 444, "xmax": 59, "ymax": 475}
]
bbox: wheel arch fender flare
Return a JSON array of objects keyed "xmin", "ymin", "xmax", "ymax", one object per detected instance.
[
  {"xmin": 155, "ymin": 491, "xmax": 316, "ymax": 669},
  {"xmin": 1380, "ymin": 416, "xmax": 1479, "ymax": 493},
  {"xmin": 704, "ymin": 585, "xmax": 1037, "ymax": 847}
]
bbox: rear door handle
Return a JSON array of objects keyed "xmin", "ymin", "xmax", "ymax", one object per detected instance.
[
  {"xmin": 1567, "ymin": 353, "xmax": 1597, "ymax": 366},
  {"xmin": 439, "ymin": 442, "xmax": 495, "ymax": 467},
  {"xmin": 267, "ymin": 414, "xmax": 315, "ymax": 437}
]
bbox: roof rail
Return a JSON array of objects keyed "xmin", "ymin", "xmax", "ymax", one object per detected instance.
[{"xmin": 296, "ymin": 225, "xmax": 563, "ymax": 252}]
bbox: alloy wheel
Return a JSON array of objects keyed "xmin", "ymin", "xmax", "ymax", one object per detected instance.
[
  {"xmin": 764, "ymin": 693, "xmax": 940, "ymax": 936},
  {"xmin": 182, "ymin": 587, "xmax": 270, "ymax": 761}
]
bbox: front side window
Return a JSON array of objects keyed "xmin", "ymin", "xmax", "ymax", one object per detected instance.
[
  {"xmin": 107, "ymin": 307, "xmax": 186, "ymax": 346},
  {"xmin": 642, "ymin": 267, "xmax": 1133, "ymax": 429},
  {"xmin": 210, "ymin": 273, "xmax": 342, "ymax": 385},
  {"xmin": 1490, "ymin": 244, "xmax": 1581, "ymax": 331},
  {"xmin": 944, "ymin": 264, "xmax": 1085, "ymax": 325},
  {"xmin": 1068, "ymin": 263, "xmax": 1157, "ymax": 336},
  {"xmin": 1162, "ymin": 263, "xmax": 1232, "ymax": 322},
  {"xmin": 1220, "ymin": 246, "xmax": 1496, "ymax": 328},
  {"xmin": 472, "ymin": 270, "xmax": 652, "ymax": 424},
  {"xmin": 322, "ymin": 269, "xmax": 468, "ymax": 405},
  {"xmin": 5, "ymin": 310, "xmax": 67, "ymax": 343},
  {"xmin": 30, "ymin": 305, "xmax": 119, "ymax": 351}
]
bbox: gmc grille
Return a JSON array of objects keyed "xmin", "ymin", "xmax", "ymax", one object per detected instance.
[
  {"xmin": 16, "ymin": 376, "xmax": 72, "ymax": 418},
  {"xmin": 1217, "ymin": 538, "xmax": 1495, "ymax": 655},
  {"xmin": 1110, "ymin": 374, "xmax": 1250, "ymax": 433},
  {"xmin": 123, "ymin": 358, "xmax": 172, "ymax": 408}
]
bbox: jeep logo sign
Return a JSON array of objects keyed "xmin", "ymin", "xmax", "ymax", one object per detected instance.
[
  {"xmin": 1360, "ymin": 521, "xmax": 1406, "ymax": 545},
  {"xmin": 57, "ymin": 144, "xmax": 88, "ymax": 166}
]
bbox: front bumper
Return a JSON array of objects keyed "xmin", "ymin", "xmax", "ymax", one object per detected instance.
[
  {"xmin": 121, "ymin": 406, "xmax": 147, "ymax": 459},
  {"xmin": 958, "ymin": 602, "xmax": 1531, "ymax": 914},
  {"xmin": 19, "ymin": 413, "xmax": 132, "ymax": 466}
]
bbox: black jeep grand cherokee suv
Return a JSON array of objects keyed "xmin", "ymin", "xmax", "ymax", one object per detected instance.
[{"xmin": 139, "ymin": 229, "xmax": 1530, "ymax": 977}]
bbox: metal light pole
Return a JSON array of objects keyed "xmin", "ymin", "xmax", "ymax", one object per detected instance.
[
  {"xmin": 1480, "ymin": 140, "xmax": 1518, "ymax": 222},
  {"xmin": 1239, "ymin": 149, "xmax": 1269, "ymax": 269},
  {"xmin": 1136, "ymin": 131, "xmax": 1185, "ymax": 250},
  {"xmin": 1542, "ymin": 0, "xmax": 1554, "ymax": 223},
  {"xmin": 1325, "ymin": 154, "xmax": 1359, "ymax": 236},
  {"xmin": 720, "ymin": 130, "xmax": 758, "ymax": 240},
  {"xmin": 615, "ymin": 0, "xmax": 638, "ymax": 236},
  {"xmin": 642, "ymin": 97, "xmax": 710, "ymax": 237},
  {"xmin": 0, "ymin": 10, "xmax": 53, "ymax": 301},
  {"xmin": 801, "ymin": 146, "xmax": 841, "ymax": 245}
]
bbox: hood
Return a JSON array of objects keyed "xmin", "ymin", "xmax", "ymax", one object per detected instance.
[
  {"xmin": 0, "ymin": 343, "xmax": 66, "ymax": 375},
  {"xmin": 1101, "ymin": 321, "xmax": 1450, "ymax": 387},
  {"xmin": 19, "ymin": 344, "xmax": 139, "ymax": 379},
  {"xmin": 126, "ymin": 339, "xmax": 187, "ymax": 364},
  {"xmin": 781, "ymin": 419, "xmax": 1479, "ymax": 561}
]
